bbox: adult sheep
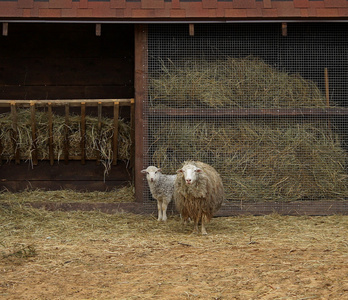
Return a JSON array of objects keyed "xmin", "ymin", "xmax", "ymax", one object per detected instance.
[
  {"xmin": 141, "ymin": 166, "xmax": 176, "ymax": 221},
  {"xmin": 174, "ymin": 161, "xmax": 224, "ymax": 235}
]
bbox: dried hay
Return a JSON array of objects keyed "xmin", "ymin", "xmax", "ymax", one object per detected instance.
[
  {"xmin": 0, "ymin": 109, "xmax": 132, "ymax": 174},
  {"xmin": 149, "ymin": 57, "xmax": 327, "ymax": 108},
  {"xmin": 148, "ymin": 57, "xmax": 348, "ymax": 201},
  {"xmin": 151, "ymin": 119, "xmax": 348, "ymax": 201},
  {"xmin": 0, "ymin": 185, "xmax": 135, "ymax": 204}
]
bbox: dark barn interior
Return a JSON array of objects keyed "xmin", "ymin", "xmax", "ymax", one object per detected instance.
[{"xmin": 0, "ymin": 23, "xmax": 135, "ymax": 191}]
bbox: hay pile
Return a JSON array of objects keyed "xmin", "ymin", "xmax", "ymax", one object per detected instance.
[
  {"xmin": 0, "ymin": 109, "xmax": 132, "ymax": 174},
  {"xmin": 149, "ymin": 57, "xmax": 327, "ymax": 108},
  {"xmin": 149, "ymin": 57, "xmax": 348, "ymax": 201}
]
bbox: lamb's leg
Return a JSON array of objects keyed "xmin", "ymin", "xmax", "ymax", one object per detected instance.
[
  {"xmin": 161, "ymin": 201, "xmax": 168, "ymax": 222},
  {"xmin": 157, "ymin": 200, "xmax": 163, "ymax": 221},
  {"xmin": 192, "ymin": 219, "xmax": 199, "ymax": 234}
]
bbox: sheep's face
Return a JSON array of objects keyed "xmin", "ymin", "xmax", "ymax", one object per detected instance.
[
  {"xmin": 141, "ymin": 166, "xmax": 161, "ymax": 183},
  {"xmin": 178, "ymin": 164, "xmax": 202, "ymax": 185}
]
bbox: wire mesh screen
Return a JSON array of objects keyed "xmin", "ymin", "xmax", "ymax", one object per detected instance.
[{"xmin": 144, "ymin": 23, "xmax": 348, "ymax": 208}]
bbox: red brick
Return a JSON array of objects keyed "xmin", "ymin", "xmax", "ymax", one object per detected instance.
[
  {"xmin": 261, "ymin": 8, "xmax": 279, "ymax": 18},
  {"xmin": 224, "ymin": 8, "xmax": 248, "ymax": 18},
  {"xmin": 61, "ymin": 8, "xmax": 78, "ymax": 17},
  {"xmin": 110, "ymin": 0, "xmax": 126, "ymax": 9},
  {"xmin": 246, "ymin": 7, "xmax": 263, "ymax": 18},
  {"xmin": 202, "ymin": 0, "xmax": 218, "ymax": 9},
  {"xmin": 323, "ymin": 0, "xmax": 348, "ymax": 8},
  {"xmin": 338, "ymin": 8, "xmax": 348, "ymax": 16},
  {"xmin": 232, "ymin": 0, "xmax": 256, "ymax": 9},
  {"xmin": 76, "ymin": 8, "xmax": 94, "ymax": 17},
  {"xmin": 0, "ymin": 4, "xmax": 21, "ymax": 17},
  {"xmin": 171, "ymin": 0, "xmax": 181, "ymax": 10},
  {"xmin": 263, "ymin": 0, "xmax": 272, "ymax": 9},
  {"xmin": 38, "ymin": 8, "xmax": 62, "ymax": 17},
  {"xmin": 142, "ymin": 0, "xmax": 164, "ymax": 9},
  {"xmin": 22, "ymin": 8, "xmax": 32, "ymax": 17},
  {"xmin": 293, "ymin": 0, "xmax": 309, "ymax": 9},
  {"xmin": 91, "ymin": 7, "xmax": 119, "ymax": 17},
  {"xmin": 49, "ymin": 0, "xmax": 73, "ymax": 9},
  {"xmin": 131, "ymin": 8, "xmax": 157, "ymax": 17},
  {"xmin": 300, "ymin": 8, "xmax": 309, "ymax": 17},
  {"xmin": 18, "ymin": 0, "xmax": 34, "ymax": 9},
  {"xmin": 316, "ymin": 8, "xmax": 340, "ymax": 17},
  {"xmin": 79, "ymin": 0, "xmax": 89, "ymax": 9},
  {"xmin": 274, "ymin": 3, "xmax": 302, "ymax": 17},
  {"xmin": 170, "ymin": 8, "xmax": 186, "ymax": 17}
]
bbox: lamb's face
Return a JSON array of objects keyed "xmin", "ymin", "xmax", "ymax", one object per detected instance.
[
  {"xmin": 178, "ymin": 164, "xmax": 202, "ymax": 185},
  {"xmin": 141, "ymin": 166, "xmax": 161, "ymax": 183}
]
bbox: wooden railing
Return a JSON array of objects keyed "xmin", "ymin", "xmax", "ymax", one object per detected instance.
[{"xmin": 0, "ymin": 99, "xmax": 135, "ymax": 167}]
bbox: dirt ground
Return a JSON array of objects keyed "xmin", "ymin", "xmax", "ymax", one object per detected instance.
[{"xmin": 1, "ymin": 202, "xmax": 348, "ymax": 299}]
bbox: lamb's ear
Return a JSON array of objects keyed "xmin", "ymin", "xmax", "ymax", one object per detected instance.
[
  {"xmin": 157, "ymin": 168, "xmax": 162, "ymax": 173},
  {"xmin": 141, "ymin": 169, "xmax": 147, "ymax": 174},
  {"xmin": 177, "ymin": 169, "xmax": 184, "ymax": 173},
  {"xmin": 195, "ymin": 168, "xmax": 203, "ymax": 173}
]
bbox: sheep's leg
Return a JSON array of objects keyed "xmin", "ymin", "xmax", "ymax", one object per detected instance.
[
  {"xmin": 157, "ymin": 200, "xmax": 163, "ymax": 221},
  {"xmin": 161, "ymin": 201, "xmax": 168, "ymax": 222},
  {"xmin": 192, "ymin": 219, "xmax": 199, "ymax": 234},
  {"xmin": 201, "ymin": 215, "xmax": 208, "ymax": 235}
]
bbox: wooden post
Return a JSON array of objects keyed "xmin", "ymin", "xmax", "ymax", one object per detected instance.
[
  {"xmin": 282, "ymin": 22, "xmax": 287, "ymax": 37},
  {"xmin": 11, "ymin": 102, "xmax": 20, "ymax": 164},
  {"xmin": 64, "ymin": 103, "xmax": 69, "ymax": 164},
  {"xmin": 81, "ymin": 102, "xmax": 86, "ymax": 165},
  {"xmin": 96, "ymin": 24, "xmax": 101, "ymax": 36},
  {"xmin": 48, "ymin": 103, "xmax": 54, "ymax": 166},
  {"xmin": 130, "ymin": 98, "xmax": 135, "ymax": 176},
  {"xmin": 2, "ymin": 22, "xmax": 8, "ymax": 36},
  {"xmin": 30, "ymin": 102, "xmax": 38, "ymax": 166},
  {"xmin": 113, "ymin": 101, "xmax": 119, "ymax": 166},
  {"xmin": 96, "ymin": 102, "xmax": 102, "ymax": 165},
  {"xmin": 189, "ymin": 24, "xmax": 194, "ymax": 36},
  {"xmin": 134, "ymin": 24, "xmax": 148, "ymax": 203}
]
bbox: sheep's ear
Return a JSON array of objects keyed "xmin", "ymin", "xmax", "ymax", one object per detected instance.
[
  {"xmin": 177, "ymin": 169, "xmax": 183, "ymax": 173},
  {"xmin": 195, "ymin": 168, "xmax": 203, "ymax": 173},
  {"xmin": 141, "ymin": 169, "xmax": 147, "ymax": 174},
  {"xmin": 157, "ymin": 168, "xmax": 162, "ymax": 173}
]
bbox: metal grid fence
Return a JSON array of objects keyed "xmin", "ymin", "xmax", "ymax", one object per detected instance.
[{"xmin": 143, "ymin": 23, "xmax": 348, "ymax": 208}]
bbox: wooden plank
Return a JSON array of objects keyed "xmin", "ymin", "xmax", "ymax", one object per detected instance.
[
  {"xmin": 48, "ymin": 103, "xmax": 54, "ymax": 166},
  {"xmin": 113, "ymin": 101, "xmax": 120, "ymax": 166},
  {"xmin": 0, "ymin": 99, "xmax": 132, "ymax": 107},
  {"xmin": 134, "ymin": 24, "xmax": 148, "ymax": 203},
  {"xmin": 80, "ymin": 102, "xmax": 86, "ymax": 165},
  {"xmin": 96, "ymin": 102, "xmax": 102, "ymax": 165},
  {"xmin": 10, "ymin": 102, "xmax": 20, "ymax": 164},
  {"xmin": 0, "ymin": 160, "xmax": 131, "ymax": 181},
  {"xmin": 2, "ymin": 22, "xmax": 8, "ymax": 36},
  {"xmin": 64, "ymin": 103, "xmax": 69, "ymax": 164},
  {"xmin": 215, "ymin": 201, "xmax": 348, "ymax": 217},
  {"xmin": 30, "ymin": 102, "xmax": 38, "ymax": 166},
  {"xmin": 148, "ymin": 107, "xmax": 348, "ymax": 117},
  {"xmin": 130, "ymin": 98, "xmax": 135, "ymax": 180}
]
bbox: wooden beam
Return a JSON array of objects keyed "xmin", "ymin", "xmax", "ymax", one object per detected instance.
[
  {"xmin": 30, "ymin": 102, "xmax": 38, "ymax": 166},
  {"xmin": 80, "ymin": 102, "xmax": 86, "ymax": 165},
  {"xmin": 96, "ymin": 24, "xmax": 101, "ymax": 36},
  {"xmin": 189, "ymin": 24, "xmax": 194, "ymax": 37},
  {"xmin": 96, "ymin": 102, "xmax": 102, "ymax": 165},
  {"xmin": 64, "ymin": 104, "xmax": 70, "ymax": 164},
  {"xmin": 2, "ymin": 22, "xmax": 8, "ymax": 36},
  {"xmin": 130, "ymin": 98, "xmax": 135, "ymax": 178},
  {"xmin": 10, "ymin": 102, "xmax": 20, "ymax": 164},
  {"xmin": 112, "ymin": 101, "xmax": 119, "ymax": 166},
  {"xmin": 134, "ymin": 24, "xmax": 148, "ymax": 203},
  {"xmin": 282, "ymin": 22, "xmax": 287, "ymax": 37},
  {"xmin": 48, "ymin": 103, "xmax": 54, "ymax": 166}
]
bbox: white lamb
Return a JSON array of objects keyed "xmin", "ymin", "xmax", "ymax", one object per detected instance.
[{"xmin": 141, "ymin": 166, "xmax": 176, "ymax": 221}]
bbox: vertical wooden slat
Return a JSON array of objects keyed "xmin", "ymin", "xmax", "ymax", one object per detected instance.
[
  {"xmin": 64, "ymin": 103, "xmax": 69, "ymax": 164},
  {"xmin": 11, "ymin": 102, "xmax": 20, "ymax": 164},
  {"xmin": 80, "ymin": 102, "xmax": 86, "ymax": 165},
  {"xmin": 130, "ymin": 98, "xmax": 135, "ymax": 175},
  {"xmin": 113, "ymin": 101, "xmax": 120, "ymax": 166},
  {"xmin": 96, "ymin": 102, "xmax": 102, "ymax": 165},
  {"xmin": 134, "ymin": 24, "xmax": 148, "ymax": 203},
  {"xmin": 282, "ymin": 22, "xmax": 287, "ymax": 37},
  {"xmin": 30, "ymin": 102, "xmax": 38, "ymax": 166},
  {"xmin": 48, "ymin": 103, "xmax": 54, "ymax": 166}
]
